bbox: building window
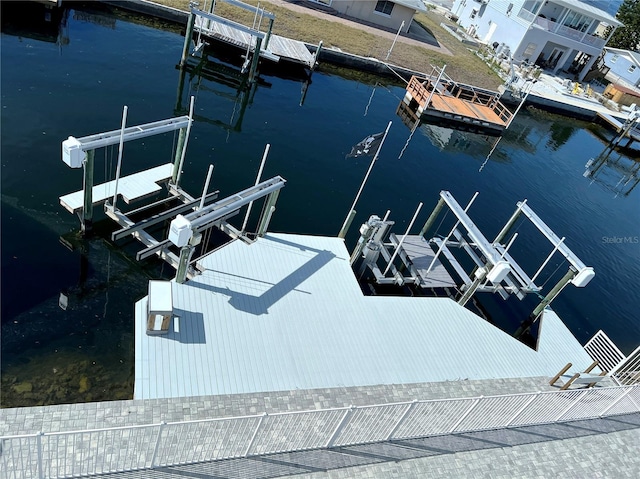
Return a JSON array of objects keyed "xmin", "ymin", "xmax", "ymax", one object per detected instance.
[
  {"xmin": 523, "ymin": 42, "xmax": 537, "ymax": 58},
  {"xmin": 374, "ymin": 0, "xmax": 394, "ymax": 16},
  {"xmin": 611, "ymin": 54, "xmax": 618, "ymax": 63},
  {"xmin": 629, "ymin": 65, "xmax": 637, "ymax": 73}
]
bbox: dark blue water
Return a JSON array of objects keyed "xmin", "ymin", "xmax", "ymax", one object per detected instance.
[{"xmin": 2, "ymin": 2, "xmax": 639, "ymax": 406}]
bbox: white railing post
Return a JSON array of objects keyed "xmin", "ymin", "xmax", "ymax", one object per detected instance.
[
  {"xmin": 245, "ymin": 413, "xmax": 267, "ymax": 457},
  {"xmin": 599, "ymin": 387, "xmax": 633, "ymax": 417},
  {"xmin": 385, "ymin": 400, "xmax": 417, "ymax": 440},
  {"xmin": 449, "ymin": 397, "xmax": 482, "ymax": 433},
  {"xmin": 326, "ymin": 407, "xmax": 355, "ymax": 448},
  {"xmin": 554, "ymin": 390, "xmax": 589, "ymax": 421},
  {"xmin": 37, "ymin": 432, "xmax": 44, "ymax": 479},
  {"xmin": 505, "ymin": 392, "xmax": 540, "ymax": 427},
  {"xmin": 150, "ymin": 422, "xmax": 166, "ymax": 469}
]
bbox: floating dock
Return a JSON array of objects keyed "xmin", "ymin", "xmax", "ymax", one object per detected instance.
[{"xmin": 402, "ymin": 72, "xmax": 513, "ymax": 135}]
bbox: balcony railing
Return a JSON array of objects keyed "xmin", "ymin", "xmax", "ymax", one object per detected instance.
[
  {"xmin": 517, "ymin": 7, "xmax": 535, "ymax": 22},
  {"xmin": 530, "ymin": 16, "xmax": 605, "ymax": 49}
]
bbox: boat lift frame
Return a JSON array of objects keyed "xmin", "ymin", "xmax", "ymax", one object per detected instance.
[{"xmin": 354, "ymin": 190, "xmax": 594, "ymax": 322}]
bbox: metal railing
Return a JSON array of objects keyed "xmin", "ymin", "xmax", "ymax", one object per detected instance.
[
  {"xmin": 585, "ymin": 330, "xmax": 640, "ymax": 386},
  {"xmin": 2, "ymin": 385, "xmax": 639, "ymax": 479}
]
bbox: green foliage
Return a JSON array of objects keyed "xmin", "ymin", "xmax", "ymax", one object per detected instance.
[{"xmin": 607, "ymin": 0, "xmax": 640, "ymax": 51}]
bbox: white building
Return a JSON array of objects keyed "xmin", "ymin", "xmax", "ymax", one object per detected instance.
[
  {"xmin": 451, "ymin": 0, "xmax": 622, "ymax": 81},
  {"xmin": 603, "ymin": 47, "xmax": 640, "ymax": 88},
  {"xmin": 311, "ymin": 0, "xmax": 428, "ymax": 33}
]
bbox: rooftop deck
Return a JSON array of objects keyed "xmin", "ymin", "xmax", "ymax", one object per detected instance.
[{"xmin": 134, "ymin": 232, "xmax": 595, "ymax": 400}]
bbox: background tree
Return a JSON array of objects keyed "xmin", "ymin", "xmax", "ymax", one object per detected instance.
[{"xmin": 606, "ymin": 0, "xmax": 640, "ymax": 51}]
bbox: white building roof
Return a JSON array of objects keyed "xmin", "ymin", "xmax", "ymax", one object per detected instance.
[
  {"xmin": 134, "ymin": 233, "xmax": 594, "ymax": 400},
  {"xmin": 394, "ymin": 0, "xmax": 428, "ymax": 13},
  {"xmin": 605, "ymin": 46, "xmax": 640, "ymax": 67}
]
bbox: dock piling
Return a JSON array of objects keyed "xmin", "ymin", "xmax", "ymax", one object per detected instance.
[
  {"xmin": 180, "ymin": 10, "xmax": 195, "ymax": 68},
  {"xmin": 248, "ymin": 36, "xmax": 262, "ymax": 83},
  {"xmin": 81, "ymin": 150, "xmax": 95, "ymax": 235}
]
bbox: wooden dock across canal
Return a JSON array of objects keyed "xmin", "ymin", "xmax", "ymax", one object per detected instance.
[{"xmin": 402, "ymin": 75, "xmax": 513, "ymax": 135}]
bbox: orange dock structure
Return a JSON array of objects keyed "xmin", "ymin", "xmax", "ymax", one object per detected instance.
[{"xmin": 402, "ymin": 71, "xmax": 513, "ymax": 135}]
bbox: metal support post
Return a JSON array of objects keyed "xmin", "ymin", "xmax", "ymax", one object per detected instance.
[
  {"xmin": 111, "ymin": 105, "xmax": 129, "ymax": 209},
  {"xmin": 599, "ymin": 388, "xmax": 633, "ymax": 417},
  {"xmin": 245, "ymin": 413, "xmax": 267, "ymax": 457},
  {"xmin": 419, "ymin": 197, "xmax": 445, "ymax": 237},
  {"xmin": 176, "ymin": 244, "xmax": 195, "ymax": 284},
  {"xmin": 37, "ymin": 431, "xmax": 44, "ymax": 479},
  {"xmin": 242, "ymin": 144, "xmax": 270, "ymax": 233},
  {"xmin": 385, "ymin": 20, "xmax": 404, "ymax": 61},
  {"xmin": 175, "ymin": 96, "xmax": 195, "ymax": 189},
  {"xmin": 338, "ymin": 121, "xmax": 392, "ymax": 238},
  {"xmin": 505, "ymin": 392, "xmax": 541, "ymax": 427},
  {"xmin": 248, "ymin": 37, "xmax": 262, "ymax": 84},
  {"xmin": 150, "ymin": 422, "xmax": 166, "ymax": 468},
  {"xmin": 449, "ymin": 397, "xmax": 482, "ymax": 433},
  {"xmin": 338, "ymin": 210, "xmax": 357, "ymax": 240},
  {"xmin": 531, "ymin": 268, "xmax": 576, "ymax": 321},
  {"xmin": 383, "ymin": 202, "xmax": 423, "ymax": 275},
  {"xmin": 175, "ymin": 66, "xmax": 187, "ymax": 113},
  {"xmin": 458, "ymin": 267, "xmax": 487, "ymax": 306},
  {"xmin": 264, "ymin": 18, "xmax": 274, "ymax": 50},
  {"xmin": 494, "ymin": 200, "xmax": 527, "ymax": 244},
  {"xmin": 81, "ymin": 149, "xmax": 95, "ymax": 236},
  {"xmin": 257, "ymin": 189, "xmax": 280, "ymax": 236},
  {"xmin": 385, "ymin": 400, "xmax": 417, "ymax": 440},
  {"xmin": 425, "ymin": 65, "xmax": 446, "ymax": 111},
  {"xmin": 199, "ymin": 165, "xmax": 215, "ymax": 210},
  {"xmin": 180, "ymin": 10, "xmax": 195, "ymax": 68},
  {"xmin": 326, "ymin": 407, "xmax": 355, "ymax": 448},
  {"xmin": 424, "ymin": 192, "xmax": 479, "ymax": 278},
  {"xmin": 554, "ymin": 390, "xmax": 588, "ymax": 421},
  {"xmin": 311, "ymin": 40, "xmax": 323, "ymax": 71},
  {"xmin": 172, "ymin": 129, "xmax": 187, "ymax": 184}
]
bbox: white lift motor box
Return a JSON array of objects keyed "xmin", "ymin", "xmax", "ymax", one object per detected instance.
[
  {"xmin": 169, "ymin": 214, "xmax": 193, "ymax": 247},
  {"xmin": 62, "ymin": 136, "xmax": 85, "ymax": 168}
]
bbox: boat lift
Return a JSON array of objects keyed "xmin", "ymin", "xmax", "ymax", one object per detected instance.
[
  {"xmin": 60, "ymin": 102, "xmax": 195, "ymax": 234},
  {"xmin": 354, "ymin": 190, "xmax": 594, "ymax": 322},
  {"xmin": 60, "ymin": 103, "xmax": 286, "ymax": 283}
]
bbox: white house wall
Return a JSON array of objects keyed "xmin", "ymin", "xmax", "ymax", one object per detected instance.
[
  {"xmin": 453, "ymin": 0, "xmax": 610, "ymax": 79},
  {"xmin": 604, "ymin": 51, "xmax": 640, "ymax": 87},
  {"xmin": 332, "ymin": 1, "xmax": 415, "ymax": 33}
]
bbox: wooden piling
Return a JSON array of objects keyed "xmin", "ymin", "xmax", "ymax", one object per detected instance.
[{"xmin": 81, "ymin": 149, "xmax": 95, "ymax": 235}]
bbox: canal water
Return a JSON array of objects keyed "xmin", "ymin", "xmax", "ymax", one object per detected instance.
[{"xmin": 2, "ymin": 2, "xmax": 639, "ymax": 407}]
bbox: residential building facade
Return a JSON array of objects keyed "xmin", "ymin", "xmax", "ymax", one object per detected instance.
[
  {"xmin": 603, "ymin": 47, "xmax": 640, "ymax": 88},
  {"xmin": 310, "ymin": 0, "xmax": 427, "ymax": 33},
  {"xmin": 451, "ymin": 0, "xmax": 622, "ymax": 81}
]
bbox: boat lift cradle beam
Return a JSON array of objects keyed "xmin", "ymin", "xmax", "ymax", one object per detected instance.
[
  {"xmin": 63, "ymin": 117, "xmax": 191, "ymax": 158},
  {"xmin": 62, "ymin": 114, "xmax": 193, "ymax": 234},
  {"xmin": 163, "ymin": 175, "xmax": 286, "ymax": 283}
]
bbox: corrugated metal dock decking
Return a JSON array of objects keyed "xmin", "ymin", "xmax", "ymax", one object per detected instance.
[
  {"xmin": 194, "ymin": 16, "xmax": 314, "ymax": 67},
  {"xmin": 134, "ymin": 233, "xmax": 595, "ymax": 400},
  {"xmin": 59, "ymin": 163, "xmax": 173, "ymax": 214},
  {"xmin": 401, "ymin": 235, "xmax": 457, "ymax": 288}
]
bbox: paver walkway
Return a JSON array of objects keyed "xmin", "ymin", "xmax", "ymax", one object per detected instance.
[{"xmin": 4, "ymin": 377, "xmax": 639, "ymax": 477}]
